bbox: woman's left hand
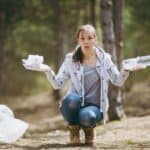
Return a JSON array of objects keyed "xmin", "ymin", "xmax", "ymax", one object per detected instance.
[{"xmin": 122, "ymin": 58, "xmax": 146, "ymax": 71}]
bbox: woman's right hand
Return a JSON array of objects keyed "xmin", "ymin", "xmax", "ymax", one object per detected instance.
[
  {"xmin": 22, "ymin": 54, "xmax": 50, "ymax": 72},
  {"xmin": 23, "ymin": 63, "xmax": 50, "ymax": 72}
]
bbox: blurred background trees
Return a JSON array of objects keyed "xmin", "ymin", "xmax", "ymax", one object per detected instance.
[{"xmin": 0, "ymin": 0, "xmax": 149, "ymax": 120}]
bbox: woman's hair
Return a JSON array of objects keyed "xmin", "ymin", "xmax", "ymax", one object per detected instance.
[{"xmin": 73, "ymin": 24, "xmax": 97, "ymax": 63}]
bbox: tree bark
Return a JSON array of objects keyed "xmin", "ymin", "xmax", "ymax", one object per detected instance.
[
  {"xmin": 0, "ymin": 38, "xmax": 5, "ymax": 93},
  {"xmin": 90, "ymin": 0, "xmax": 96, "ymax": 27},
  {"xmin": 100, "ymin": 0, "xmax": 125, "ymax": 121},
  {"xmin": 100, "ymin": 0, "xmax": 116, "ymax": 63},
  {"xmin": 0, "ymin": 11, "xmax": 6, "ymax": 94},
  {"xmin": 111, "ymin": 0, "xmax": 126, "ymax": 120},
  {"xmin": 50, "ymin": 1, "xmax": 65, "ymax": 100},
  {"xmin": 113, "ymin": 0, "xmax": 124, "ymax": 69}
]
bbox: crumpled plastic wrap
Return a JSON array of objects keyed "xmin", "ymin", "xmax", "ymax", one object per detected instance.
[
  {"xmin": 0, "ymin": 105, "xmax": 28, "ymax": 143},
  {"xmin": 22, "ymin": 55, "xmax": 50, "ymax": 72},
  {"xmin": 122, "ymin": 55, "xmax": 150, "ymax": 71}
]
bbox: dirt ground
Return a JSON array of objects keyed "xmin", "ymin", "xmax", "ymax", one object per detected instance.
[{"xmin": 0, "ymin": 82, "xmax": 150, "ymax": 150}]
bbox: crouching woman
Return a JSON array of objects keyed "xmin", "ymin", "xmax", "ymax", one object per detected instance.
[{"xmin": 44, "ymin": 24, "xmax": 129, "ymax": 145}]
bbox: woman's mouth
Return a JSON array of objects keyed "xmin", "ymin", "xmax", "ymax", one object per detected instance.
[{"xmin": 84, "ymin": 46, "xmax": 89, "ymax": 49}]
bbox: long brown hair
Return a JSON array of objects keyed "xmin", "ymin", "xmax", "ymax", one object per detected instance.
[{"xmin": 73, "ymin": 24, "xmax": 97, "ymax": 63}]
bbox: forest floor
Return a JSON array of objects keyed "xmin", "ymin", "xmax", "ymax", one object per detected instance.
[{"xmin": 0, "ymin": 82, "xmax": 150, "ymax": 150}]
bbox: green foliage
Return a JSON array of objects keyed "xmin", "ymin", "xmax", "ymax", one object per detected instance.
[
  {"xmin": 0, "ymin": 0, "xmax": 25, "ymax": 24},
  {"xmin": 0, "ymin": 0, "xmax": 149, "ymax": 96},
  {"xmin": 1, "ymin": 0, "xmax": 85, "ymax": 96},
  {"xmin": 5, "ymin": 21, "xmax": 53, "ymax": 58},
  {"xmin": 123, "ymin": 1, "xmax": 150, "ymax": 57},
  {"xmin": 3, "ymin": 21, "xmax": 54, "ymax": 95},
  {"xmin": 123, "ymin": 1, "xmax": 150, "ymax": 86}
]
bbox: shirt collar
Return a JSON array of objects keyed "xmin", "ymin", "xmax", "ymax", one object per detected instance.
[{"xmin": 95, "ymin": 47, "xmax": 104, "ymax": 67}]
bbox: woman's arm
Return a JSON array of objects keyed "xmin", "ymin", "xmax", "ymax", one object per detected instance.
[
  {"xmin": 22, "ymin": 54, "xmax": 70, "ymax": 89},
  {"xmin": 105, "ymin": 54, "xmax": 129, "ymax": 87},
  {"xmin": 45, "ymin": 58, "xmax": 70, "ymax": 89}
]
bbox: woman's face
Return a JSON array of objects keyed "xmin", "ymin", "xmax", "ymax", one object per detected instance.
[{"xmin": 77, "ymin": 30, "xmax": 96, "ymax": 52}]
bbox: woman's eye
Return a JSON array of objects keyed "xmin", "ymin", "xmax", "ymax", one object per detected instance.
[
  {"xmin": 81, "ymin": 38, "xmax": 85, "ymax": 40},
  {"xmin": 88, "ymin": 37, "xmax": 92, "ymax": 40}
]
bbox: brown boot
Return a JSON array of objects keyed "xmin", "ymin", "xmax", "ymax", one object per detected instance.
[
  {"xmin": 68, "ymin": 125, "xmax": 80, "ymax": 145},
  {"xmin": 83, "ymin": 127, "xmax": 95, "ymax": 145}
]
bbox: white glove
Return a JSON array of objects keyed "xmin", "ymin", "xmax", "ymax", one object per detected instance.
[
  {"xmin": 122, "ymin": 58, "xmax": 146, "ymax": 71},
  {"xmin": 22, "ymin": 54, "xmax": 50, "ymax": 72}
]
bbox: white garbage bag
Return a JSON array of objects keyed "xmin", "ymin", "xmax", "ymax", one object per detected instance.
[{"xmin": 0, "ymin": 105, "xmax": 28, "ymax": 143}]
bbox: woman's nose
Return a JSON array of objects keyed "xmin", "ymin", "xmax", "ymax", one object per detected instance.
[{"xmin": 84, "ymin": 39, "xmax": 88, "ymax": 43}]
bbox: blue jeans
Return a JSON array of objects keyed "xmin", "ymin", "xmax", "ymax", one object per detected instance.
[{"xmin": 60, "ymin": 93, "xmax": 103, "ymax": 128}]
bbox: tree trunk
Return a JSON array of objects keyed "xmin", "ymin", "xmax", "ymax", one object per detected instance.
[
  {"xmin": 113, "ymin": 0, "xmax": 124, "ymax": 69},
  {"xmin": 111, "ymin": 0, "xmax": 126, "ymax": 120},
  {"xmin": 0, "ymin": 11, "xmax": 6, "ymax": 95},
  {"xmin": 100, "ymin": 0, "xmax": 116, "ymax": 63},
  {"xmin": 100, "ymin": 0, "xmax": 125, "ymax": 120},
  {"xmin": 0, "ymin": 38, "xmax": 5, "ymax": 94},
  {"xmin": 51, "ymin": 1, "xmax": 67, "ymax": 101},
  {"xmin": 90, "ymin": 0, "xmax": 96, "ymax": 27}
]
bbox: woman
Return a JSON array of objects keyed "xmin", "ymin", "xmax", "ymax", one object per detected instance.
[{"xmin": 23, "ymin": 24, "xmax": 129, "ymax": 145}]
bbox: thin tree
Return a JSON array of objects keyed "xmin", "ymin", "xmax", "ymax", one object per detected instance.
[
  {"xmin": 90, "ymin": 0, "xmax": 96, "ymax": 27},
  {"xmin": 0, "ymin": 13, "xmax": 5, "ymax": 92},
  {"xmin": 113, "ymin": 0, "xmax": 124, "ymax": 68},
  {"xmin": 0, "ymin": 1, "xmax": 25, "ymax": 95},
  {"xmin": 50, "ymin": 1, "xmax": 65, "ymax": 100},
  {"xmin": 100, "ymin": 0, "xmax": 125, "ymax": 120}
]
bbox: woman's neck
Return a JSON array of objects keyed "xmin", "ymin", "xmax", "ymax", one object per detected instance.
[
  {"xmin": 82, "ymin": 48, "xmax": 97, "ymax": 67},
  {"xmin": 82, "ymin": 48, "xmax": 96, "ymax": 60}
]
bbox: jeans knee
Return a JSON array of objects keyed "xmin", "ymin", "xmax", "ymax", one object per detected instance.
[
  {"xmin": 79, "ymin": 110, "xmax": 97, "ymax": 128},
  {"xmin": 63, "ymin": 93, "xmax": 81, "ymax": 110}
]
